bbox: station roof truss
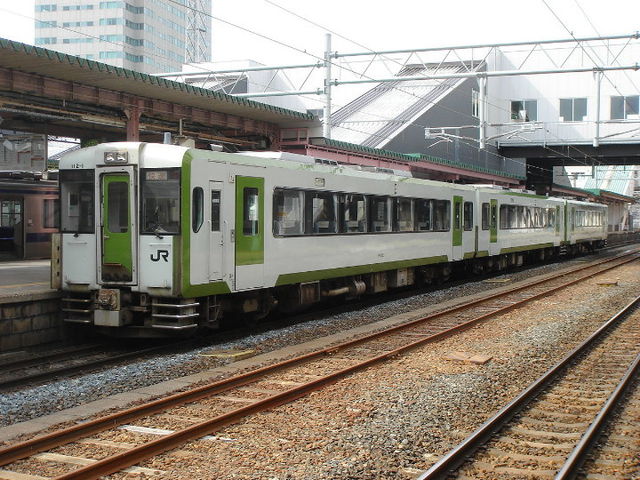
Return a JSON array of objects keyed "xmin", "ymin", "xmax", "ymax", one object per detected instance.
[{"xmin": 0, "ymin": 38, "xmax": 316, "ymax": 148}]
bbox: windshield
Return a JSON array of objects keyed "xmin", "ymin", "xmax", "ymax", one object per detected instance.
[
  {"xmin": 141, "ymin": 168, "xmax": 181, "ymax": 234},
  {"xmin": 60, "ymin": 170, "xmax": 95, "ymax": 234}
]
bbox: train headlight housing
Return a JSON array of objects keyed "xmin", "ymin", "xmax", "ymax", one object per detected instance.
[{"xmin": 104, "ymin": 151, "xmax": 129, "ymax": 164}]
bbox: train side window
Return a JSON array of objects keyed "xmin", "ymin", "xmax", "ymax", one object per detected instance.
[
  {"xmin": 394, "ymin": 198, "xmax": 413, "ymax": 232},
  {"xmin": 305, "ymin": 191, "xmax": 336, "ymax": 234},
  {"xmin": 43, "ymin": 199, "xmax": 59, "ymax": 229},
  {"xmin": 273, "ymin": 189, "xmax": 303, "ymax": 236},
  {"xmin": 414, "ymin": 199, "xmax": 432, "ymax": 231},
  {"xmin": 211, "ymin": 190, "xmax": 221, "ymax": 232},
  {"xmin": 369, "ymin": 196, "xmax": 390, "ymax": 232},
  {"xmin": 340, "ymin": 194, "xmax": 367, "ymax": 233},
  {"xmin": 548, "ymin": 208, "xmax": 555, "ymax": 228},
  {"xmin": 243, "ymin": 188, "xmax": 259, "ymax": 236},
  {"xmin": 192, "ymin": 187, "xmax": 204, "ymax": 233},
  {"xmin": 481, "ymin": 203, "xmax": 490, "ymax": 230},
  {"xmin": 463, "ymin": 202, "xmax": 473, "ymax": 231},
  {"xmin": 434, "ymin": 200, "xmax": 450, "ymax": 231}
]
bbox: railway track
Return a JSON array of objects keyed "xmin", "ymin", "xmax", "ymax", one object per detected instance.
[
  {"xmin": 0, "ymin": 250, "xmax": 638, "ymax": 479},
  {"xmin": 0, "ymin": 340, "xmax": 203, "ymax": 391},
  {"xmin": 419, "ymin": 294, "xmax": 640, "ymax": 479}
]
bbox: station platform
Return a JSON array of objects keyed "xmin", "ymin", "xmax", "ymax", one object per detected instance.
[{"xmin": 0, "ymin": 259, "xmax": 54, "ymax": 298}]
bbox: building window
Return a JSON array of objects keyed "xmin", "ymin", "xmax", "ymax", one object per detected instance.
[
  {"xmin": 63, "ymin": 21, "xmax": 94, "ymax": 27},
  {"xmin": 99, "ymin": 1, "xmax": 124, "ymax": 8},
  {"xmin": 63, "ymin": 4, "xmax": 94, "ymax": 10},
  {"xmin": 35, "ymin": 4, "xmax": 57, "ymax": 12},
  {"xmin": 99, "ymin": 34, "xmax": 124, "ymax": 43},
  {"xmin": 611, "ymin": 95, "xmax": 639, "ymax": 120},
  {"xmin": 63, "ymin": 38, "xmax": 94, "ymax": 44},
  {"xmin": 472, "ymin": 89, "xmax": 479, "ymax": 118},
  {"xmin": 560, "ymin": 98, "xmax": 587, "ymax": 122},
  {"xmin": 125, "ymin": 53, "xmax": 143, "ymax": 63},
  {"xmin": 510, "ymin": 100, "xmax": 537, "ymax": 122},
  {"xmin": 35, "ymin": 37, "xmax": 57, "ymax": 45},
  {"xmin": 125, "ymin": 20, "xmax": 144, "ymax": 30},
  {"xmin": 99, "ymin": 51, "xmax": 124, "ymax": 59},
  {"xmin": 100, "ymin": 18, "xmax": 124, "ymax": 25},
  {"xmin": 35, "ymin": 20, "xmax": 57, "ymax": 28}
]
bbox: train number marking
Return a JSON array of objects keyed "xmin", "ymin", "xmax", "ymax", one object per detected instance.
[{"xmin": 150, "ymin": 249, "xmax": 170, "ymax": 262}]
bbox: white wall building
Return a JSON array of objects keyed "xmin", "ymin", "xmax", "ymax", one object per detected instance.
[{"xmin": 34, "ymin": 0, "xmax": 212, "ymax": 74}]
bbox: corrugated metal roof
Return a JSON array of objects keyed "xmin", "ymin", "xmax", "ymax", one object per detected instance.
[
  {"xmin": 331, "ymin": 62, "xmax": 481, "ymax": 148},
  {"xmin": 0, "ymin": 38, "xmax": 316, "ymax": 125},
  {"xmin": 317, "ymin": 138, "xmax": 525, "ymax": 180}
]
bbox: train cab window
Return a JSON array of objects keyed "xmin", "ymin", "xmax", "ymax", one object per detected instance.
[
  {"xmin": 141, "ymin": 168, "xmax": 180, "ymax": 235},
  {"xmin": 481, "ymin": 203, "xmax": 490, "ymax": 230},
  {"xmin": 243, "ymin": 188, "xmax": 260, "ymax": 236},
  {"xmin": 211, "ymin": 190, "xmax": 221, "ymax": 232},
  {"xmin": 60, "ymin": 169, "xmax": 95, "ymax": 234},
  {"xmin": 273, "ymin": 189, "xmax": 303, "ymax": 236},
  {"xmin": 433, "ymin": 200, "xmax": 451, "ymax": 231},
  {"xmin": 394, "ymin": 198, "xmax": 414, "ymax": 232},
  {"xmin": 108, "ymin": 181, "xmax": 129, "ymax": 233},
  {"xmin": 369, "ymin": 196, "xmax": 390, "ymax": 232},
  {"xmin": 192, "ymin": 187, "xmax": 204, "ymax": 233},
  {"xmin": 340, "ymin": 194, "xmax": 367, "ymax": 233},
  {"xmin": 463, "ymin": 202, "xmax": 473, "ymax": 231},
  {"xmin": 305, "ymin": 191, "xmax": 336, "ymax": 234},
  {"xmin": 415, "ymin": 199, "xmax": 432, "ymax": 231}
]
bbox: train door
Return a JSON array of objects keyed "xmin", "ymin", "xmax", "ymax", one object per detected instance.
[
  {"xmin": 234, "ymin": 176, "xmax": 264, "ymax": 290},
  {"xmin": 452, "ymin": 196, "xmax": 463, "ymax": 259},
  {"xmin": 100, "ymin": 168, "xmax": 136, "ymax": 284},
  {"xmin": 209, "ymin": 181, "xmax": 223, "ymax": 281}
]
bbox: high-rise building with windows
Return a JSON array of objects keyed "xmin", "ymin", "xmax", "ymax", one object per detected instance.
[{"xmin": 34, "ymin": 0, "xmax": 212, "ymax": 74}]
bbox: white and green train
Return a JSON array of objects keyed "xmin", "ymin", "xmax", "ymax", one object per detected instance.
[{"xmin": 57, "ymin": 142, "xmax": 608, "ymax": 337}]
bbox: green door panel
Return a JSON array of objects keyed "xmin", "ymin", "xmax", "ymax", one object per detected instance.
[
  {"xmin": 490, "ymin": 199, "xmax": 498, "ymax": 243},
  {"xmin": 452, "ymin": 195, "xmax": 462, "ymax": 246},
  {"xmin": 102, "ymin": 174, "xmax": 132, "ymax": 281},
  {"xmin": 235, "ymin": 176, "xmax": 264, "ymax": 266}
]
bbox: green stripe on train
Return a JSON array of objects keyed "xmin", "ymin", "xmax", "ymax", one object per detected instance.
[{"xmin": 499, "ymin": 243, "xmax": 554, "ymax": 254}]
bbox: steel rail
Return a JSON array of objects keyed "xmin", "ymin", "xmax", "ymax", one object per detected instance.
[
  {"xmin": 0, "ymin": 250, "xmax": 636, "ymax": 471},
  {"xmin": 555, "ymin": 346, "xmax": 640, "ymax": 479},
  {"xmin": 417, "ymin": 295, "xmax": 640, "ymax": 480},
  {"xmin": 49, "ymin": 255, "xmax": 640, "ymax": 479},
  {"xmin": 0, "ymin": 343, "xmax": 182, "ymax": 391}
]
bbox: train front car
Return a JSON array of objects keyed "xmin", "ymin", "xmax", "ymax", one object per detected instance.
[{"xmin": 59, "ymin": 142, "xmax": 198, "ymax": 337}]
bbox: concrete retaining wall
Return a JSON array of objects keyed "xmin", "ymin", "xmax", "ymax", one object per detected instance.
[{"xmin": 0, "ymin": 292, "xmax": 62, "ymax": 351}]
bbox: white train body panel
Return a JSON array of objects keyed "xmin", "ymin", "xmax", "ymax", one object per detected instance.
[{"xmin": 56, "ymin": 142, "xmax": 608, "ymax": 335}]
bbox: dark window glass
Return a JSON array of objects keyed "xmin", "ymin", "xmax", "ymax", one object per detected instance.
[
  {"xmin": 305, "ymin": 191, "xmax": 336, "ymax": 234},
  {"xmin": 415, "ymin": 199, "xmax": 432, "ymax": 231},
  {"xmin": 211, "ymin": 190, "xmax": 221, "ymax": 232},
  {"xmin": 60, "ymin": 170, "xmax": 95, "ymax": 234},
  {"xmin": 463, "ymin": 201, "xmax": 473, "ymax": 231},
  {"xmin": 108, "ymin": 181, "xmax": 128, "ymax": 233},
  {"xmin": 243, "ymin": 187, "xmax": 259, "ymax": 236},
  {"xmin": 434, "ymin": 200, "xmax": 450, "ymax": 231},
  {"xmin": 481, "ymin": 203, "xmax": 490, "ymax": 230},
  {"xmin": 191, "ymin": 187, "xmax": 204, "ymax": 233},
  {"xmin": 273, "ymin": 189, "xmax": 304, "ymax": 236},
  {"xmin": 611, "ymin": 96, "xmax": 625, "ymax": 119},
  {"xmin": 141, "ymin": 169, "xmax": 180, "ymax": 234},
  {"xmin": 43, "ymin": 199, "xmax": 59, "ymax": 229},
  {"xmin": 339, "ymin": 194, "xmax": 367, "ymax": 233},
  {"xmin": 368, "ymin": 197, "xmax": 390, "ymax": 232},
  {"xmin": 394, "ymin": 198, "xmax": 413, "ymax": 232}
]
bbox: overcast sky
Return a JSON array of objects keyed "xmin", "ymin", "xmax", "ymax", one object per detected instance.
[{"xmin": 2, "ymin": 0, "xmax": 639, "ymax": 64}]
